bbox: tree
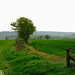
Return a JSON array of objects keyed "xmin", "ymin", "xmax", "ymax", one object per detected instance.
[
  {"xmin": 39, "ymin": 35, "xmax": 43, "ymax": 40},
  {"xmin": 11, "ymin": 17, "xmax": 36, "ymax": 43},
  {"xmin": 45, "ymin": 35, "xmax": 49, "ymax": 40},
  {"xmin": 5, "ymin": 36, "xmax": 8, "ymax": 40}
]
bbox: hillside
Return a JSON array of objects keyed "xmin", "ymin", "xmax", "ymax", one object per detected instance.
[{"xmin": 0, "ymin": 31, "xmax": 75, "ymax": 40}]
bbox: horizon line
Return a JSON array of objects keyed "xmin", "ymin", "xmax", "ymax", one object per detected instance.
[{"xmin": 0, "ymin": 30, "xmax": 75, "ymax": 33}]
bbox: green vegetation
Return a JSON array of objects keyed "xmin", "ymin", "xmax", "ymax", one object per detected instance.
[
  {"xmin": 11, "ymin": 17, "xmax": 36, "ymax": 43},
  {"xmin": 31, "ymin": 39, "xmax": 75, "ymax": 57},
  {"xmin": 45, "ymin": 35, "xmax": 50, "ymax": 40},
  {"xmin": 38, "ymin": 35, "xmax": 43, "ymax": 40},
  {"xmin": 0, "ymin": 40, "xmax": 75, "ymax": 75}
]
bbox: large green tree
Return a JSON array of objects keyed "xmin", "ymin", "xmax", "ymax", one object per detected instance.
[
  {"xmin": 11, "ymin": 17, "xmax": 36, "ymax": 43},
  {"xmin": 45, "ymin": 35, "xmax": 50, "ymax": 40}
]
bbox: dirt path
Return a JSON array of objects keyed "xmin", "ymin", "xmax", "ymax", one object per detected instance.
[
  {"xmin": 36, "ymin": 49, "xmax": 66, "ymax": 62},
  {"xmin": 29, "ymin": 46, "xmax": 66, "ymax": 63}
]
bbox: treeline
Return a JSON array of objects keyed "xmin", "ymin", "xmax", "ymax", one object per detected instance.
[
  {"xmin": 0, "ymin": 31, "xmax": 75, "ymax": 40},
  {"xmin": 30, "ymin": 35, "xmax": 62, "ymax": 40}
]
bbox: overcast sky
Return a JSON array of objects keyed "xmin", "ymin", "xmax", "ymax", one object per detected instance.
[{"xmin": 0, "ymin": 0, "xmax": 75, "ymax": 32}]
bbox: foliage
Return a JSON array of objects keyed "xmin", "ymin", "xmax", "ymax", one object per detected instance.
[
  {"xmin": 45, "ymin": 35, "xmax": 50, "ymax": 40},
  {"xmin": 16, "ymin": 38, "xmax": 25, "ymax": 42},
  {"xmin": 11, "ymin": 17, "xmax": 36, "ymax": 43},
  {"xmin": 38, "ymin": 35, "xmax": 43, "ymax": 40}
]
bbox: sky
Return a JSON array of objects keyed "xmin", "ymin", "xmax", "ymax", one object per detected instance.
[{"xmin": 0, "ymin": 0, "xmax": 75, "ymax": 32}]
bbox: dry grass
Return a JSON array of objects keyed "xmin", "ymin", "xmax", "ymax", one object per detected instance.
[{"xmin": 28, "ymin": 45, "xmax": 66, "ymax": 63}]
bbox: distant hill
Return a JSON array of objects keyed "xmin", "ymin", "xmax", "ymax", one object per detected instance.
[
  {"xmin": 0, "ymin": 31, "xmax": 17, "ymax": 39},
  {"xmin": 0, "ymin": 31, "xmax": 75, "ymax": 40},
  {"xmin": 34, "ymin": 31, "xmax": 74, "ymax": 36},
  {"xmin": 0, "ymin": 31, "xmax": 17, "ymax": 36}
]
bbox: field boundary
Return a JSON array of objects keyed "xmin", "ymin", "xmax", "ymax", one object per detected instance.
[{"xmin": 66, "ymin": 48, "xmax": 75, "ymax": 67}]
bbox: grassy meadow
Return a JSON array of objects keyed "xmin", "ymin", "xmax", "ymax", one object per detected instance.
[{"xmin": 0, "ymin": 39, "xmax": 75, "ymax": 75}]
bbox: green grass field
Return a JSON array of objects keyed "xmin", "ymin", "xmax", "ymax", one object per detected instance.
[
  {"xmin": 0, "ymin": 40, "xmax": 75, "ymax": 75},
  {"xmin": 31, "ymin": 39, "xmax": 75, "ymax": 57}
]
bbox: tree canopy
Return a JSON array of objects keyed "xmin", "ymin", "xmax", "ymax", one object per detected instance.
[
  {"xmin": 45, "ymin": 35, "xmax": 50, "ymax": 40},
  {"xmin": 11, "ymin": 17, "xmax": 36, "ymax": 43},
  {"xmin": 39, "ymin": 35, "xmax": 43, "ymax": 40}
]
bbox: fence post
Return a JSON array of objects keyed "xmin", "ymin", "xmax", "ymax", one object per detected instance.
[{"xmin": 66, "ymin": 48, "xmax": 70, "ymax": 68}]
